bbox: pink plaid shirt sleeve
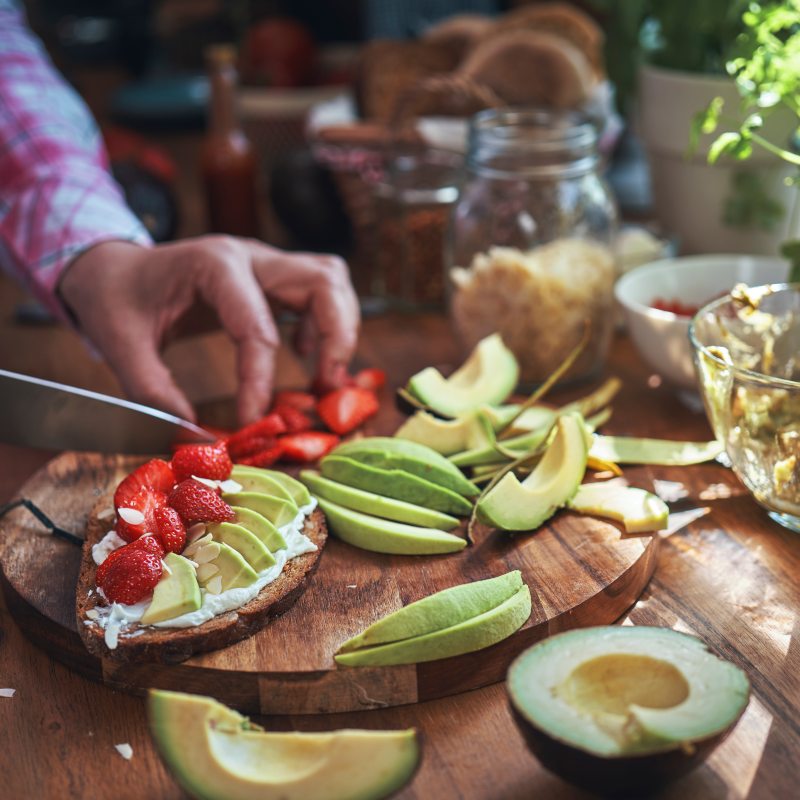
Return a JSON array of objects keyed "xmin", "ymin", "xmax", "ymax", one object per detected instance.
[{"xmin": 0, "ymin": 1, "xmax": 152, "ymax": 321}]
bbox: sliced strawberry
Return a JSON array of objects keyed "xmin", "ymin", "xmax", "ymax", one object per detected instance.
[
  {"xmin": 171, "ymin": 441, "xmax": 233, "ymax": 482},
  {"xmin": 273, "ymin": 404, "xmax": 313, "ymax": 433},
  {"xmin": 97, "ymin": 547, "xmax": 163, "ymax": 605},
  {"xmin": 351, "ymin": 368, "xmax": 386, "ymax": 391},
  {"xmin": 115, "ymin": 487, "xmax": 168, "ymax": 543},
  {"xmin": 280, "ymin": 432, "xmax": 339, "ymax": 462},
  {"xmin": 96, "ymin": 534, "xmax": 164, "ymax": 587},
  {"xmin": 154, "ymin": 506, "xmax": 187, "ymax": 553},
  {"xmin": 227, "ymin": 434, "xmax": 277, "ymax": 460},
  {"xmin": 317, "ymin": 387, "xmax": 379, "ymax": 435},
  {"xmin": 169, "ymin": 479, "xmax": 234, "ymax": 524},
  {"xmin": 237, "ymin": 443, "xmax": 284, "ymax": 468},
  {"xmin": 272, "ymin": 390, "xmax": 317, "ymax": 413},
  {"xmin": 113, "ymin": 458, "xmax": 175, "ymax": 510},
  {"xmin": 226, "ymin": 413, "xmax": 287, "ymax": 456}
]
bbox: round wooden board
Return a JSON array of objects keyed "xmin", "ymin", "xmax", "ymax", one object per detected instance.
[{"xmin": 0, "ymin": 452, "xmax": 658, "ymax": 715}]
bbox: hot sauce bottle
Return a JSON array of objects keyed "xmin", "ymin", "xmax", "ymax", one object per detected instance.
[{"xmin": 200, "ymin": 45, "xmax": 260, "ymax": 237}]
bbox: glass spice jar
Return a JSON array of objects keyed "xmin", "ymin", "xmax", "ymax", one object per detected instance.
[{"xmin": 448, "ymin": 108, "xmax": 618, "ymax": 387}]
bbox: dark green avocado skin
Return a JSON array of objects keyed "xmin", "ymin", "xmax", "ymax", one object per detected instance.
[{"xmin": 509, "ymin": 704, "xmax": 741, "ymax": 797}]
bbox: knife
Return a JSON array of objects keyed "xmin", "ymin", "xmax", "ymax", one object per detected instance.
[{"xmin": 0, "ymin": 369, "xmax": 213, "ymax": 454}]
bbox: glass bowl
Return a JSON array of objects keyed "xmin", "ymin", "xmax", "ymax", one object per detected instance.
[{"xmin": 690, "ymin": 283, "xmax": 800, "ymax": 532}]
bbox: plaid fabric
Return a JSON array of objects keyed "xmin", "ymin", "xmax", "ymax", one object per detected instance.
[{"xmin": 0, "ymin": 0, "xmax": 152, "ymax": 320}]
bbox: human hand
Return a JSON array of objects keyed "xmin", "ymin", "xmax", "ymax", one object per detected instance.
[{"xmin": 58, "ymin": 236, "xmax": 360, "ymax": 424}]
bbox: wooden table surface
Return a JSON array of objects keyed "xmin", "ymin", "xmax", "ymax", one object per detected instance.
[{"xmin": 1, "ymin": 275, "xmax": 798, "ymax": 800}]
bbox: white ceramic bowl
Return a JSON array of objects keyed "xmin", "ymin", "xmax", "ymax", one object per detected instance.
[{"xmin": 615, "ymin": 255, "xmax": 788, "ymax": 388}]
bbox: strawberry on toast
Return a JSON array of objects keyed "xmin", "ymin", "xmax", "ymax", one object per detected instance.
[{"xmin": 76, "ymin": 445, "xmax": 326, "ymax": 664}]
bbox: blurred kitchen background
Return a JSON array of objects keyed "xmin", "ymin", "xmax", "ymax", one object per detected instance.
[{"xmin": 8, "ymin": 0, "xmax": 800, "ymax": 408}]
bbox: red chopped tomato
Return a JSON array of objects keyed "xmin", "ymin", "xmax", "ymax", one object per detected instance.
[{"xmin": 650, "ymin": 298, "xmax": 701, "ymax": 317}]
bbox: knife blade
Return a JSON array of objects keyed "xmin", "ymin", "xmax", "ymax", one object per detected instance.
[{"xmin": 0, "ymin": 369, "xmax": 214, "ymax": 454}]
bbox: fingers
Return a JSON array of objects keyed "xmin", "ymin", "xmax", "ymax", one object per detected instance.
[
  {"xmin": 108, "ymin": 327, "xmax": 197, "ymax": 422},
  {"xmin": 294, "ymin": 313, "xmax": 318, "ymax": 357},
  {"xmin": 192, "ymin": 239, "xmax": 281, "ymax": 425},
  {"xmin": 246, "ymin": 244, "xmax": 360, "ymax": 390}
]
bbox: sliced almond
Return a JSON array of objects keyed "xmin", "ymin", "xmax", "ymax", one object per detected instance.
[
  {"xmin": 192, "ymin": 475, "xmax": 219, "ymax": 490},
  {"xmin": 205, "ymin": 575, "xmax": 223, "ymax": 595},
  {"xmin": 218, "ymin": 478, "xmax": 242, "ymax": 494},
  {"xmin": 95, "ymin": 507, "xmax": 115, "ymax": 521},
  {"xmin": 193, "ymin": 542, "xmax": 221, "ymax": 564},
  {"xmin": 85, "ymin": 609, "xmax": 100, "ymax": 620},
  {"xmin": 160, "ymin": 559, "xmax": 173, "ymax": 576},
  {"xmin": 196, "ymin": 563, "xmax": 219, "ymax": 583},
  {"xmin": 117, "ymin": 507, "xmax": 145, "ymax": 526},
  {"xmin": 186, "ymin": 523, "xmax": 207, "ymax": 543},
  {"xmin": 184, "ymin": 533, "xmax": 213, "ymax": 558}
]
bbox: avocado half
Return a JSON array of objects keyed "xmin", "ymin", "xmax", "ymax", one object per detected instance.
[
  {"xmin": 148, "ymin": 690, "xmax": 420, "ymax": 800},
  {"xmin": 507, "ymin": 626, "xmax": 750, "ymax": 795}
]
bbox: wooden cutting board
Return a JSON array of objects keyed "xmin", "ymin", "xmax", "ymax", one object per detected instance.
[{"xmin": 0, "ymin": 451, "xmax": 658, "ymax": 715}]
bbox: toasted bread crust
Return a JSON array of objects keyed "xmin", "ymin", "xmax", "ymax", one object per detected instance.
[{"xmin": 76, "ymin": 493, "xmax": 327, "ymax": 664}]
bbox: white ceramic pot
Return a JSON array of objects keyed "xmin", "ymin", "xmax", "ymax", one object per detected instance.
[{"xmin": 637, "ymin": 65, "xmax": 799, "ymax": 255}]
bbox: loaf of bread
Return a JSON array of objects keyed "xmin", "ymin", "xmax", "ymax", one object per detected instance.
[
  {"xmin": 459, "ymin": 29, "xmax": 596, "ymax": 108},
  {"xmin": 76, "ymin": 493, "xmax": 327, "ymax": 665}
]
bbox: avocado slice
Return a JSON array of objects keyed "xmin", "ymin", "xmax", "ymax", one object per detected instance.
[
  {"xmin": 338, "ymin": 570, "xmax": 524, "ymax": 652},
  {"xmin": 317, "ymin": 497, "xmax": 466, "ymax": 555},
  {"xmin": 477, "ymin": 413, "xmax": 588, "ymax": 531},
  {"xmin": 332, "ymin": 437, "xmax": 479, "ymax": 497},
  {"xmin": 148, "ymin": 690, "xmax": 420, "ymax": 800},
  {"xmin": 198, "ymin": 541, "xmax": 258, "ymax": 592},
  {"xmin": 231, "ymin": 466, "xmax": 312, "ymax": 507},
  {"xmin": 568, "ymin": 484, "xmax": 669, "ymax": 533},
  {"xmin": 394, "ymin": 409, "xmax": 495, "ymax": 456},
  {"xmin": 228, "ymin": 506, "xmax": 287, "ymax": 552},
  {"xmin": 300, "ymin": 471, "xmax": 459, "ymax": 530},
  {"xmin": 321, "ymin": 456, "xmax": 473, "ymax": 516},
  {"xmin": 227, "ymin": 468, "xmax": 295, "ymax": 505},
  {"xmin": 140, "ymin": 554, "xmax": 201, "ymax": 625},
  {"xmin": 507, "ymin": 626, "xmax": 750, "ymax": 790},
  {"xmin": 406, "ymin": 333, "xmax": 519, "ymax": 416},
  {"xmin": 223, "ymin": 492, "xmax": 297, "ymax": 528},
  {"xmin": 208, "ymin": 522, "xmax": 276, "ymax": 571},
  {"xmin": 335, "ymin": 585, "xmax": 531, "ymax": 667}
]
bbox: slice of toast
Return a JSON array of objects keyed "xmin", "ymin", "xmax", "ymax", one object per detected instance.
[{"xmin": 76, "ymin": 492, "xmax": 327, "ymax": 665}]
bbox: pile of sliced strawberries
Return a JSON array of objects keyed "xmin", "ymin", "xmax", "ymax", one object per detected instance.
[
  {"xmin": 96, "ymin": 369, "xmax": 385, "ymax": 608},
  {"xmin": 220, "ymin": 368, "xmax": 384, "ymax": 468}
]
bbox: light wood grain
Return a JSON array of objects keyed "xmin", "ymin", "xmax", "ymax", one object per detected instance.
[{"xmin": 0, "ymin": 447, "xmax": 656, "ymax": 713}]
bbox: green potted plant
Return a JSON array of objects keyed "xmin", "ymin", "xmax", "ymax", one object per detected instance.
[
  {"xmin": 694, "ymin": 1, "xmax": 800, "ymax": 275},
  {"xmin": 597, "ymin": 0, "xmax": 796, "ymax": 255}
]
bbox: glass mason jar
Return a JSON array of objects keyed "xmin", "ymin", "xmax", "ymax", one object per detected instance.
[{"xmin": 447, "ymin": 109, "xmax": 618, "ymax": 387}]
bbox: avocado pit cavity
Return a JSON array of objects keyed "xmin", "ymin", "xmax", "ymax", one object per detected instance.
[{"xmin": 554, "ymin": 653, "xmax": 690, "ymax": 749}]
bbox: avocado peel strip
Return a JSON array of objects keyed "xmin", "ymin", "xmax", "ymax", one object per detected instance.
[
  {"xmin": 591, "ymin": 436, "xmax": 723, "ymax": 466},
  {"xmin": 497, "ymin": 323, "xmax": 590, "ymax": 440}
]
